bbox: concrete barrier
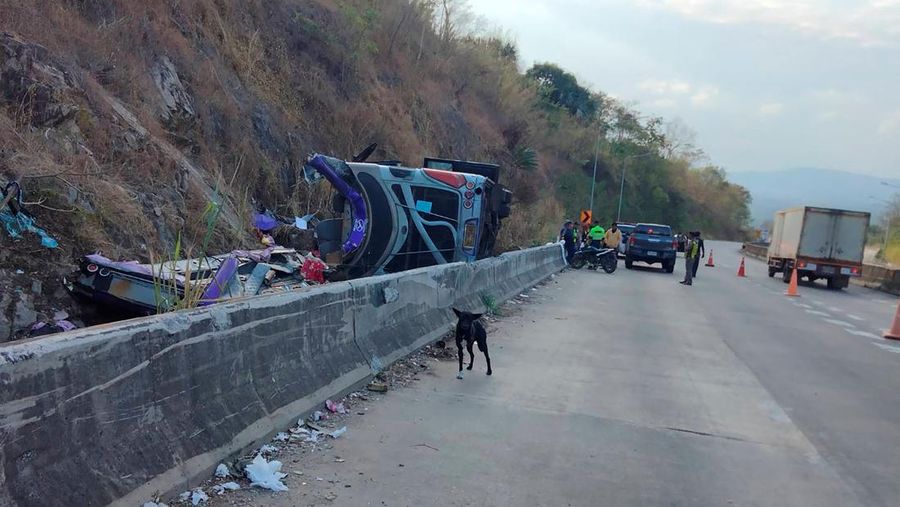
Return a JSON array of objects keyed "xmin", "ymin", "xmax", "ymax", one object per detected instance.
[
  {"xmin": 741, "ymin": 242, "xmax": 899, "ymax": 295},
  {"xmin": 0, "ymin": 244, "xmax": 565, "ymax": 506}
]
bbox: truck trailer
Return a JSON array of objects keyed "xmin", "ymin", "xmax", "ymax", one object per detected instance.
[{"xmin": 767, "ymin": 206, "xmax": 870, "ymax": 290}]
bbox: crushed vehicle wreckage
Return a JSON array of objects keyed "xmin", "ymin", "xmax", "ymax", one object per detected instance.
[
  {"xmin": 304, "ymin": 145, "xmax": 512, "ymax": 280},
  {"xmin": 65, "ymin": 146, "xmax": 511, "ymax": 317},
  {"xmin": 65, "ymin": 247, "xmax": 327, "ymax": 317}
]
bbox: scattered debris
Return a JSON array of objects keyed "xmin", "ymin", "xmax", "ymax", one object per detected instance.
[
  {"xmin": 1, "ymin": 181, "xmax": 58, "ymax": 249},
  {"xmin": 214, "ymin": 463, "xmax": 230, "ymax": 478},
  {"xmin": 244, "ymin": 454, "xmax": 289, "ymax": 492},
  {"xmin": 177, "ymin": 489, "xmax": 208, "ymax": 506},
  {"xmin": 325, "ymin": 399, "xmax": 347, "ymax": 414},
  {"xmin": 412, "ymin": 443, "xmax": 440, "ymax": 452},
  {"xmin": 311, "ymin": 410, "xmax": 325, "ymax": 421},
  {"xmin": 383, "ymin": 287, "xmax": 400, "ymax": 304},
  {"xmin": 329, "ymin": 426, "xmax": 347, "ymax": 439},
  {"xmin": 212, "ymin": 482, "xmax": 240, "ymax": 495},
  {"xmin": 273, "ymin": 432, "xmax": 290, "ymax": 442},
  {"xmin": 26, "ymin": 318, "xmax": 76, "ymax": 338},
  {"xmin": 142, "ymin": 502, "xmax": 168, "ymax": 507},
  {"xmin": 366, "ymin": 381, "xmax": 388, "ymax": 393},
  {"xmin": 258, "ymin": 444, "xmax": 279, "ymax": 455}
]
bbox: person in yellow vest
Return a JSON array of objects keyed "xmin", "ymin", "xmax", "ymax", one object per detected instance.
[
  {"xmin": 680, "ymin": 232, "xmax": 699, "ymax": 286},
  {"xmin": 604, "ymin": 222, "xmax": 622, "ymax": 250},
  {"xmin": 588, "ymin": 221, "xmax": 605, "ymax": 248}
]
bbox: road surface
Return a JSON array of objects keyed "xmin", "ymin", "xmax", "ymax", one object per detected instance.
[{"xmin": 215, "ymin": 241, "xmax": 899, "ymax": 507}]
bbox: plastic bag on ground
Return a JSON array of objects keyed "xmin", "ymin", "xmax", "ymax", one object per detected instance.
[
  {"xmin": 212, "ymin": 482, "xmax": 241, "ymax": 495},
  {"xmin": 245, "ymin": 454, "xmax": 289, "ymax": 492},
  {"xmin": 329, "ymin": 426, "xmax": 347, "ymax": 439},
  {"xmin": 214, "ymin": 463, "xmax": 230, "ymax": 478}
]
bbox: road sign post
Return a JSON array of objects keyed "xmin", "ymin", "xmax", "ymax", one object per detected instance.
[{"xmin": 580, "ymin": 209, "xmax": 592, "ymax": 226}]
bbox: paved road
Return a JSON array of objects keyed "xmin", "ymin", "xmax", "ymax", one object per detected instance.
[{"xmin": 220, "ymin": 241, "xmax": 899, "ymax": 507}]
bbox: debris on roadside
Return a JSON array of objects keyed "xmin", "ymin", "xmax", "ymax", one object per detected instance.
[
  {"xmin": 177, "ymin": 489, "xmax": 208, "ymax": 506},
  {"xmin": 366, "ymin": 381, "xmax": 388, "ymax": 393},
  {"xmin": 211, "ymin": 482, "xmax": 240, "ymax": 495},
  {"xmin": 273, "ymin": 432, "xmax": 290, "ymax": 442},
  {"xmin": 329, "ymin": 426, "xmax": 347, "ymax": 439},
  {"xmin": 214, "ymin": 463, "xmax": 230, "ymax": 478},
  {"xmin": 0, "ymin": 181, "xmax": 58, "ymax": 249},
  {"xmin": 258, "ymin": 444, "xmax": 279, "ymax": 455},
  {"xmin": 244, "ymin": 454, "xmax": 289, "ymax": 492},
  {"xmin": 325, "ymin": 399, "xmax": 347, "ymax": 414}
]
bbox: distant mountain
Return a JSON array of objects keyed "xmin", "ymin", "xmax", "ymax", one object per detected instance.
[{"xmin": 728, "ymin": 168, "xmax": 900, "ymax": 225}]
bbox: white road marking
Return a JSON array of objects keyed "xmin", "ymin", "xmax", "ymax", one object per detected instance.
[
  {"xmin": 810, "ymin": 299, "xmax": 825, "ymax": 306},
  {"xmin": 846, "ymin": 314, "xmax": 865, "ymax": 322},
  {"xmin": 796, "ymin": 303, "xmax": 813, "ymax": 309},
  {"xmin": 828, "ymin": 306, "xmax": 842, "ymax": 313},
  {"xmin": 824, "ymin": 318, "xmax": 855, "ymax": 328},
  {"xmin": 873, "ymin": 342, "xmax": 900, "ymax": 354},
  {"xmin": 805, "ymin": 309, "xmax": 831, "ymax": 317},
  {"xmin": 846, "ymin": 329, "xmax": 880, "ymax": 339}
]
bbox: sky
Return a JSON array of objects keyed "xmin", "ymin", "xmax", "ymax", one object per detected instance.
[{"xmin": 467, "ymin": 0, "xmax": 900, "ymax": 178}]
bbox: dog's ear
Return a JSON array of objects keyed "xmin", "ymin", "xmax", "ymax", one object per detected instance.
[
  {"xmin": 472, "ymin": 313, "xmax": 483, "ymax": 320},
  {"xmin": 452, "ymin": 308, "xmax": 462, "ymax": 318}
]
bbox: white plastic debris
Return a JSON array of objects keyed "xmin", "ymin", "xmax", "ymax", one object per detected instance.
[
  {"xmin": 245, "ymin": 454, "xmax": 289, "ymax": 492},
  {"xmin": 214, "ymin": 463, "xmax": 230, "ymax": 478},
  {"xmin": 329, "ymin": 426, "xmax": 347, "ymax": 439},
  {"xmin": 296, "ymin": 427, "xmax": 321, "ymax": 443},
  {"xmin": 311, "ymin": 410, "xmax": 325, "ymax": 421},
  {"xmin": 191, "ymin": 489, "xmax": 209, "ymax": 505},
  {"xmin": 212, "ymin": 482, "xmax": 241, "ymax": 495},
  {"xmin": 273, "ymin": 432, "xmax": 290, "ymax": 442},
  {"xmin": 142, "ymin": 502, "xmax": 168, "ymax": 507},
  {"xmin": 259, "ymin": 444, "xmax": 279, "ymax": 454},
  {"xmin": 178, "ymin": 492, "xmax": 191, "ymax": 502}
]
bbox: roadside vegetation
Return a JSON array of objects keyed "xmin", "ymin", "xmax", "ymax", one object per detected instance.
[{"xmin": 0, "ymin": 0, "xmax": 752, "ymax": 331}]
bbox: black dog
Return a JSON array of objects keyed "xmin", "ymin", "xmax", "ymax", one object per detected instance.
[{"xmin": 452, "ymin": 308, "xmax": 492, "ymax": 379}]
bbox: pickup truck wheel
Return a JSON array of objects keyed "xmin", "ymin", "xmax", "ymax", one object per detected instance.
[
  {"xmin": 664, "ymin": 261, "xmax": 675, "ymax": 273},
  {"xmin": 625, "ymin": 259, "xmax": 633, "ymax": 269}
]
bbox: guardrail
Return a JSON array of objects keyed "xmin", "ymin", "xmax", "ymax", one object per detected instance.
[
  {"xmin": 0, "ymin": 244, "xmax": 566, "ymax": 507},
  {"xmin": 741, "ymin": 243, "xmax": 899, "ymax": 295}
]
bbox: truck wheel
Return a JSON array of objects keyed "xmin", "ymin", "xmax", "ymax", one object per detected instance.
[
  {"xmin": 782, "ymin": 268, "xmax": 792, "ymax": 284},
  {"xmin": 768, "ymin": 266, "xmax": 776, "ymax": 278},
  {"xmin": 826, "ymin": 278, "xmax": 837, "ymax": 290},
  {"xmin": 625, "ymin": 259, "xmax": 633, "ymax": 270}
]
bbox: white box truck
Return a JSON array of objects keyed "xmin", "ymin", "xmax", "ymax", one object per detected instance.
[{"xmin": 767, "ymin": 207, "xmax": 870, "ymax": 290}]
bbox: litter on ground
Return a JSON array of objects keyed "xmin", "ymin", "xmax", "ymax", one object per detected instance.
[
  {"xmin": 329, "ymin": 426, "xmax": 347, "ymax": 439},
  {"xmin": 212, "ymin": 482, "xmax": 240, "ymax": 495},
  {"xmin": 214, "ymin": 463, "xmax": 230, "ymax": 478},
  {"xmin": 244, "ymin": 454, "xmax": 289, "ymax": 492}
]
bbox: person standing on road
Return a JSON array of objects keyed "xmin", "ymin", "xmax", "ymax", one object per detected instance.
[
  {"xmin": 588, "ymin": 221, "xmax": 606, "ymax": 248},
  {"xmin": 680, "ymin": 233, "xmax": 698, "ymax": 286},
  {"xmin": 604, "ymin": 222, "xmax": 622, "ymax": 251},
  {"xmin": 562, "ymin": 220, "xmax": 576, "ymax": 264},
  {"xmin": 691, "ymin": 231, "xmax": 706, "ymax": 278}
]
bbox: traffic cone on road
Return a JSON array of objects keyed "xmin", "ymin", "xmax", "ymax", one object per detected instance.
[
  {"xmin": 785, "ymin": 268, "xmax": 800, "ymax": 297},
  {"xmin": 737, "ymin": 257, "xmax": 746, "ymax": 277},
  {"xmin": 885, "ymin": 300, "xmax": 900, "ymax": 340},
  {"xmin": 705, "ymin": 250, "xmax": 715, "ymax": 267}
]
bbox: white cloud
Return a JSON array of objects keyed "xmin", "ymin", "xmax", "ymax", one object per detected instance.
[
  {"xmin": 759, "ymin": 102, "xmax": 784, "ymax": 116},
  {"xmin": 638, "ymin": 0, "xmax": 900, "ymax": 47},
  {"xmin": 690, "ymin": 86, "xmax": 719, "ymax": 107},
  {"xmin": 639, "ymin": 79, "xmax": 692, "ymax": 95},
  {"xmin": 650, "ymin": 98, "xmax": 678, "ymax": 109},
  {"xmin": 877, "ymin": 109, "xmax": 900, "ymax": 136}
]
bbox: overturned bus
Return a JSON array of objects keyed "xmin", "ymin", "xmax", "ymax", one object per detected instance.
[{"xmin": 305, "ymin": 150, "xmax": 512, "ymax": 279}]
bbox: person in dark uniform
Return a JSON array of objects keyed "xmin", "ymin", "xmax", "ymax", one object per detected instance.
[{"xmin": 562, "ymin": 220, "xmax": 576, "ymax": 264}]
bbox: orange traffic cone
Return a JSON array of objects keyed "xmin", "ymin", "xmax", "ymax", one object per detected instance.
[
  {"xmin": 705, "ymin": 250, "xmax": 715, "ymax": 267},
  {"xmin": 785, "ymin": 268, "xmax": 800, "ymax": 297},
  {"xmin": 885, "ymin": 300, "xmax": 900, "ymax": 340},
  {"xmin": 736, "ymin": 257, "xmax": 746, "ymax": 277}
]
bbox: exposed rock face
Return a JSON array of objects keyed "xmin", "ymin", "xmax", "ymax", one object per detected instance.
[
  {"xmin": 0, "ymin": 32, "xmax": 79, "ymax": 127},
  {"xmin": 152, "ymin": 55, "xmax": 195, "ymax": 126}
]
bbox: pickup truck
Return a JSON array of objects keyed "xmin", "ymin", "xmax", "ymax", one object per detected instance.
[{"xmin": 625, "ymin": 223, "xmax": 677, "ymax": 273}]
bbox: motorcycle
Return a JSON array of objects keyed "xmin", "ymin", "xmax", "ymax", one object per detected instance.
[{"xmin": 571, "ymin": 244, "xmax": 618, "ymax": 273}]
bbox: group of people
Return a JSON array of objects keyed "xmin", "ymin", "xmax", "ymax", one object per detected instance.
[
  {"xmin": 559, "ymin": 219, "xmax": 707, "ymax": 286},
  {"xmin": 559, "ymin": 220, "xmax": 622, "ymax": 264}
]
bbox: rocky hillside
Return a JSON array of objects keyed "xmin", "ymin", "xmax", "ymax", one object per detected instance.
[{"xmin": 0, "ymin": 0, "xmax": 751, "ymax": 341}]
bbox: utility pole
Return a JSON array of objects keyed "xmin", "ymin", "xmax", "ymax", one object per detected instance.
[
  {"xmin": 588, "ymin": 131, "xmax": 601, "ymax": 217},
  {"xmin": 616, "ymin": 152, "xmax": 654, "ymax": 222}
]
